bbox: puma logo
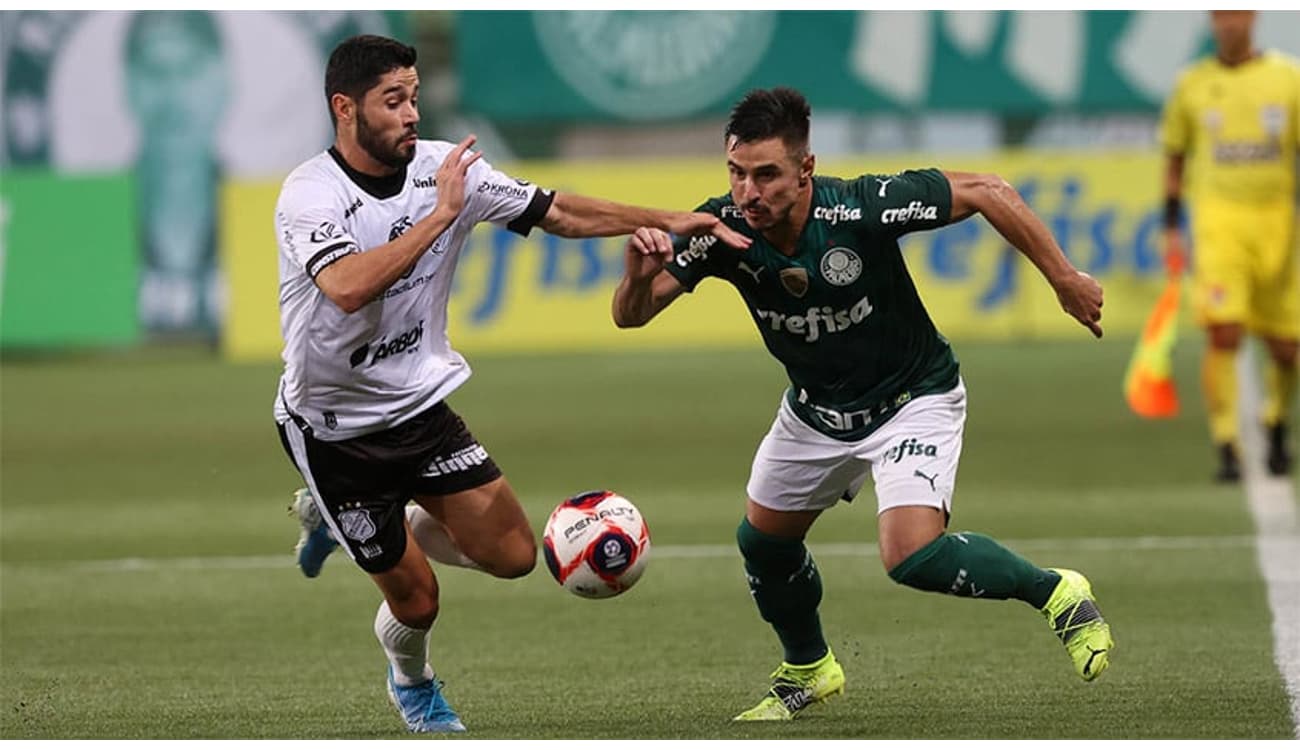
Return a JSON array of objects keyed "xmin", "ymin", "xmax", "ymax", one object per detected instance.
[
  {"xmin": 738, "ymin": 260, "xmax": 764, "ymax": 284},
  {"xmin": 876, "ymin": 177, "xmax": 894, "ymax": 197},
  {"xmin": 1083, "ymin": 646, "xmax": 1107, "ymax": 676},
  {"xmin": 914, "ymin": 469, "xmax": 937, "ymax": 492}
]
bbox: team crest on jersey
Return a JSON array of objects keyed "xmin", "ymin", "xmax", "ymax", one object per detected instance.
[
  {"xmin": 389, "ymin": 215, "xmax": 413, "ymax": 241},
  {"xmin": 820, "ymin": 248, "xmax": 862, "ymax": 286},
  {"xmin": 779, "ymin": 267, "xmax": 809, "ymax": 298},
  {"xmin": 1261, "ymin": 105, "xmax": 1285, "ymax": 136},
  {"xmin": 339, "ymin": 509, "xmax": 377, "ymax": 542}
]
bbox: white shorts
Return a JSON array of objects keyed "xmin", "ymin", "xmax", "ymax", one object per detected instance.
[{"xmin": 746, "ymin": 380, "xmax": 966, "ymax": 515}]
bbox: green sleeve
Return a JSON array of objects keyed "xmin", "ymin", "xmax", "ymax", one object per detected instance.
[
  {"xmin": 662, "ymin": 197, "xmax": 729, "ymax": 292},
  {"xmin": 853, "ymin": 168, "xmax": 953, "ymax": 239}
]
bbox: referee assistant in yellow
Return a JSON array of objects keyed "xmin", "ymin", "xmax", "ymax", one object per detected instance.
[{"xmin": 1160, "ymin": 10, "xmax": 1299, "ymax": 481}]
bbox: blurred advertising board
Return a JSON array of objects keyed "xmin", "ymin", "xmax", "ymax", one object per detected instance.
[
  {"xmin": 0, "ymin": 10, "xmax": 403, "ymax": 341},
  {"xmin": 458, "ymin": 10, "xmax": 1300, "ymax": 122},
  {"xmin": 0, "ymin": 170, "xmax": 139, "ymax": 347},
  {"xmin": 223, "ymin": 150, "xmax": 1170, "ymax": 362}
]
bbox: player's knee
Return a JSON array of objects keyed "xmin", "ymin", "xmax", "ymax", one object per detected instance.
[
  {"xmin": 483, "ymin": 537, "xmax": 537, "ymax": 579},
  {"xmin": 880, "ymin": 538, "xmax": 925, "ymax": 574},
  {"xmin": 736, "ymin": 517, "xmax": 805, "ymax": 570},
  {"xmin": 387, "ymin": 589, "xmax": 440, "ymax": 630},
  {"xmin": 878, "ymin": 506, "xmax": 946, "ymax": 573},
  {"xmin": 495, "ymin": 548, "xmax": 537, "ymax": 580},
  {"xmin": 736, "ymin": 517, "xmax": 764, "ymax": 561},
  {"xmin": 879, "ymin": 531, "xmax": 925, "ymax": 573},
  {"xmin": 1207, "ymin": 324, "xmax": 1243, "ymax": 350}
]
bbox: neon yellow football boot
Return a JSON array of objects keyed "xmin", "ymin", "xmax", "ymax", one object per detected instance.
[
  {"xmin": 732, "ymin": 649, "xmax": 845, "ymax": 721},
  {"xmin": 1042, "ymin": 568, "xmax": 1113, "ymax": 681}
]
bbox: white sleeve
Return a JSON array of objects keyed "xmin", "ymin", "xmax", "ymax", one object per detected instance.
[
  {"xmin": 275, "ymin": 176, "xmax": 361, "ymax": 279},
  {"xmin": 464, "ymin": 158, "xmax": 555, "ymax": 236}
]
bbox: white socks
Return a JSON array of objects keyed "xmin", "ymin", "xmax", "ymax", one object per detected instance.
[
  {"xmin": 374, "ymin": 600, "xmax": 435, "ymax": 687},
  {"xmin": 405, "ymin": 504, "xmax": 483, "ymax": 571},
  {"xmin": 374, "ymin": 506, "xmax": 478, "ymax": 689}
]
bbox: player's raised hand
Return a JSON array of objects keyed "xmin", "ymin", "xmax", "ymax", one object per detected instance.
[
  {"xmin": 432, "ymin": 135, "xmax": 483, "ymax": 220},
  {"xmin": 1055, "ymin": 270, "xmax": 1104, "ymax": 338},
  {"xmin": 624, "ymin": 227, "xmax": 674, "ymax": 282},
  {"xmin": 667, "ymin": 212, "xmax": 751, "ymax": 250}
]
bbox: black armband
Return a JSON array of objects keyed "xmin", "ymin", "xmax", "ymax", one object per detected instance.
[{"xmin": 1163, "ymin": 196, "xmax": 1183, "ymax": 230}]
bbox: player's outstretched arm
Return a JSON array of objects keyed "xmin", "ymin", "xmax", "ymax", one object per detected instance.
[
  {"xmin": 315, "ymin": 136, "xmax": 481, "ymax": 313},
  {"xmin": 539, "ymin": 193, "xmax": 751, "ymax": 250},
  {"xmin": 612, "ymin": 227, "xmax": 685, "ymax": 328},
  {"xmin": 944, "ymin": 170, "xmax": 1104, "ymax": 338}
]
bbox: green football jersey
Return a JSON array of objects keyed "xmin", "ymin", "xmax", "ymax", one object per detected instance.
[{"xmin": 665, "ymin": 168, "xmax": 960, "ymax": 441}]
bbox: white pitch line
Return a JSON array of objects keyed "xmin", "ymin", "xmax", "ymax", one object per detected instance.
[
  {"xmin": 1238, "ymin": 346, "xmax": 1300, "ymax": 738},
  {"xmin": 1, "ymin": 533, "xmax": 1257, "ymax": 574}
]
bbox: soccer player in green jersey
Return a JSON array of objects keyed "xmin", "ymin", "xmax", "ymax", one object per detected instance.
[{"xmin": 612, "ymin": 87, "xmax": 1113, "ymax": 721}]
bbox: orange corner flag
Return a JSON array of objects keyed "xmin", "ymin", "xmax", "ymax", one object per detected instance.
[{"xmin": 1124, "ymin": 260, "xmax": 1183, "ymax": 419}]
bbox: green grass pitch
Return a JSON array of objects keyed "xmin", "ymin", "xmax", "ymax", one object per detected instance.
[{"xmin": 2, "ymin": 336, "xmax": 1295, "ymax": 738}]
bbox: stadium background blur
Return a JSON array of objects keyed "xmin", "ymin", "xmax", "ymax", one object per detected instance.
[{"xmin": 2, "ymin": 10, "xmax": 1298, "ymax": 739}]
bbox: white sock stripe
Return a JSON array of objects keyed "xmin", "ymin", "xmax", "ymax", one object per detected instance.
[
  {"xmin": 1238, "ymin": 345, "xmax": 1300, "ymax": 738},
  {"xmin": 282, "ymin": 423, "xmax": 355, "ymax": 563}
]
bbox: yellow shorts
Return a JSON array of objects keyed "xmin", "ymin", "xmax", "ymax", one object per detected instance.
[{"xmin": 1191, "ymin": 197, "xmax": 1299, "ymax": 339}]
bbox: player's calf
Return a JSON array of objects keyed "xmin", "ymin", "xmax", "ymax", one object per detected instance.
[{"xmin": 885, "ymin": 530, "xmax": 1060, "ymax": 606}]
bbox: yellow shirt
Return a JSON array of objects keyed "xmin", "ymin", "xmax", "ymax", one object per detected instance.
[{"xmin": 1159, "ymin": 51, "xmax": 1300, "ymax": 205}]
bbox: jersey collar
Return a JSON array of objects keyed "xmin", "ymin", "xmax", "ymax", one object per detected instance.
[{"xmin": 328, "ymin": 146, "xmax": 407, "ymax": 200}]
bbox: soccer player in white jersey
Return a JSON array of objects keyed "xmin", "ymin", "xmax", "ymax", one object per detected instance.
[{"xmin": 274, "ymin": 35, "xmax": 747, "ymax": 734}]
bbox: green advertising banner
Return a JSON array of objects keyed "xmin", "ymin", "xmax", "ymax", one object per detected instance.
[
  {"xmin": 457, "ymin": 10, "xmax": 1300, "ymax": 122},
  {"xmin": 0, "ymin": 10, "xmax": 406, "ymax": 339},
  {"xmin": 0, "ymin": 170, "xmax": 140, "ymax": 347}
]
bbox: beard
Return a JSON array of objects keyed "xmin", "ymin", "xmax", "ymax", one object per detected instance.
[
  {"xmin": 739, "ymin": 200, "xmax": 784, "ymax": 231},
  {"xmin": 357, "ymin": 110, "xmax": 416, "ymax": 169}
]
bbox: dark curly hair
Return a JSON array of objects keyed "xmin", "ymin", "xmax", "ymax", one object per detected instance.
[{"xmin": 324, "ymin": 35, "xmax": 417, "ymax": 126}]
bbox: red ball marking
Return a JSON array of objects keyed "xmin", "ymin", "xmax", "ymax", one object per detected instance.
[{"xmin": 564, "ymin": 490, "xmax": 614, "ymax": 510}]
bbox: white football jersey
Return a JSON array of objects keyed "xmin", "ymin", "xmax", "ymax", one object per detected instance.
[{"xmin": 274, "ymin": 140, "xmax": 553, "ymax": 440}]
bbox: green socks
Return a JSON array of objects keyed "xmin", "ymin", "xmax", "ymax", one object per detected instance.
[
  {"xmin": 736, "ymin": 518, "xmax": 828, "ymax": 665},
  {"xmin": 887, "ymin": 531, "xmax": 1061, "ymax": 609},
  {"xmin": 737, "ymin": 522, "xmax": 1059, "ymax": 662}
]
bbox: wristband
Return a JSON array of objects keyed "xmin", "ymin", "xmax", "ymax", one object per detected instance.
[{"xmin": 1163, "ymin": 196, "xmax": 1183, "ymax": 230}]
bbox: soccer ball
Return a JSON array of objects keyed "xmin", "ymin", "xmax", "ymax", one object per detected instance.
[{"xmin": 542, "ymin": 490, "xmax": 650, "ymax": 599}]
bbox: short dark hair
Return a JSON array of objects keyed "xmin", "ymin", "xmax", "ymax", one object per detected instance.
[
  {"xmin": 324, "ymin": 35, "xmax": 417, "ymax": 126},
  {"xmin": 725, "ymin": 87, "xmax": 811, "ymax": 158}
]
